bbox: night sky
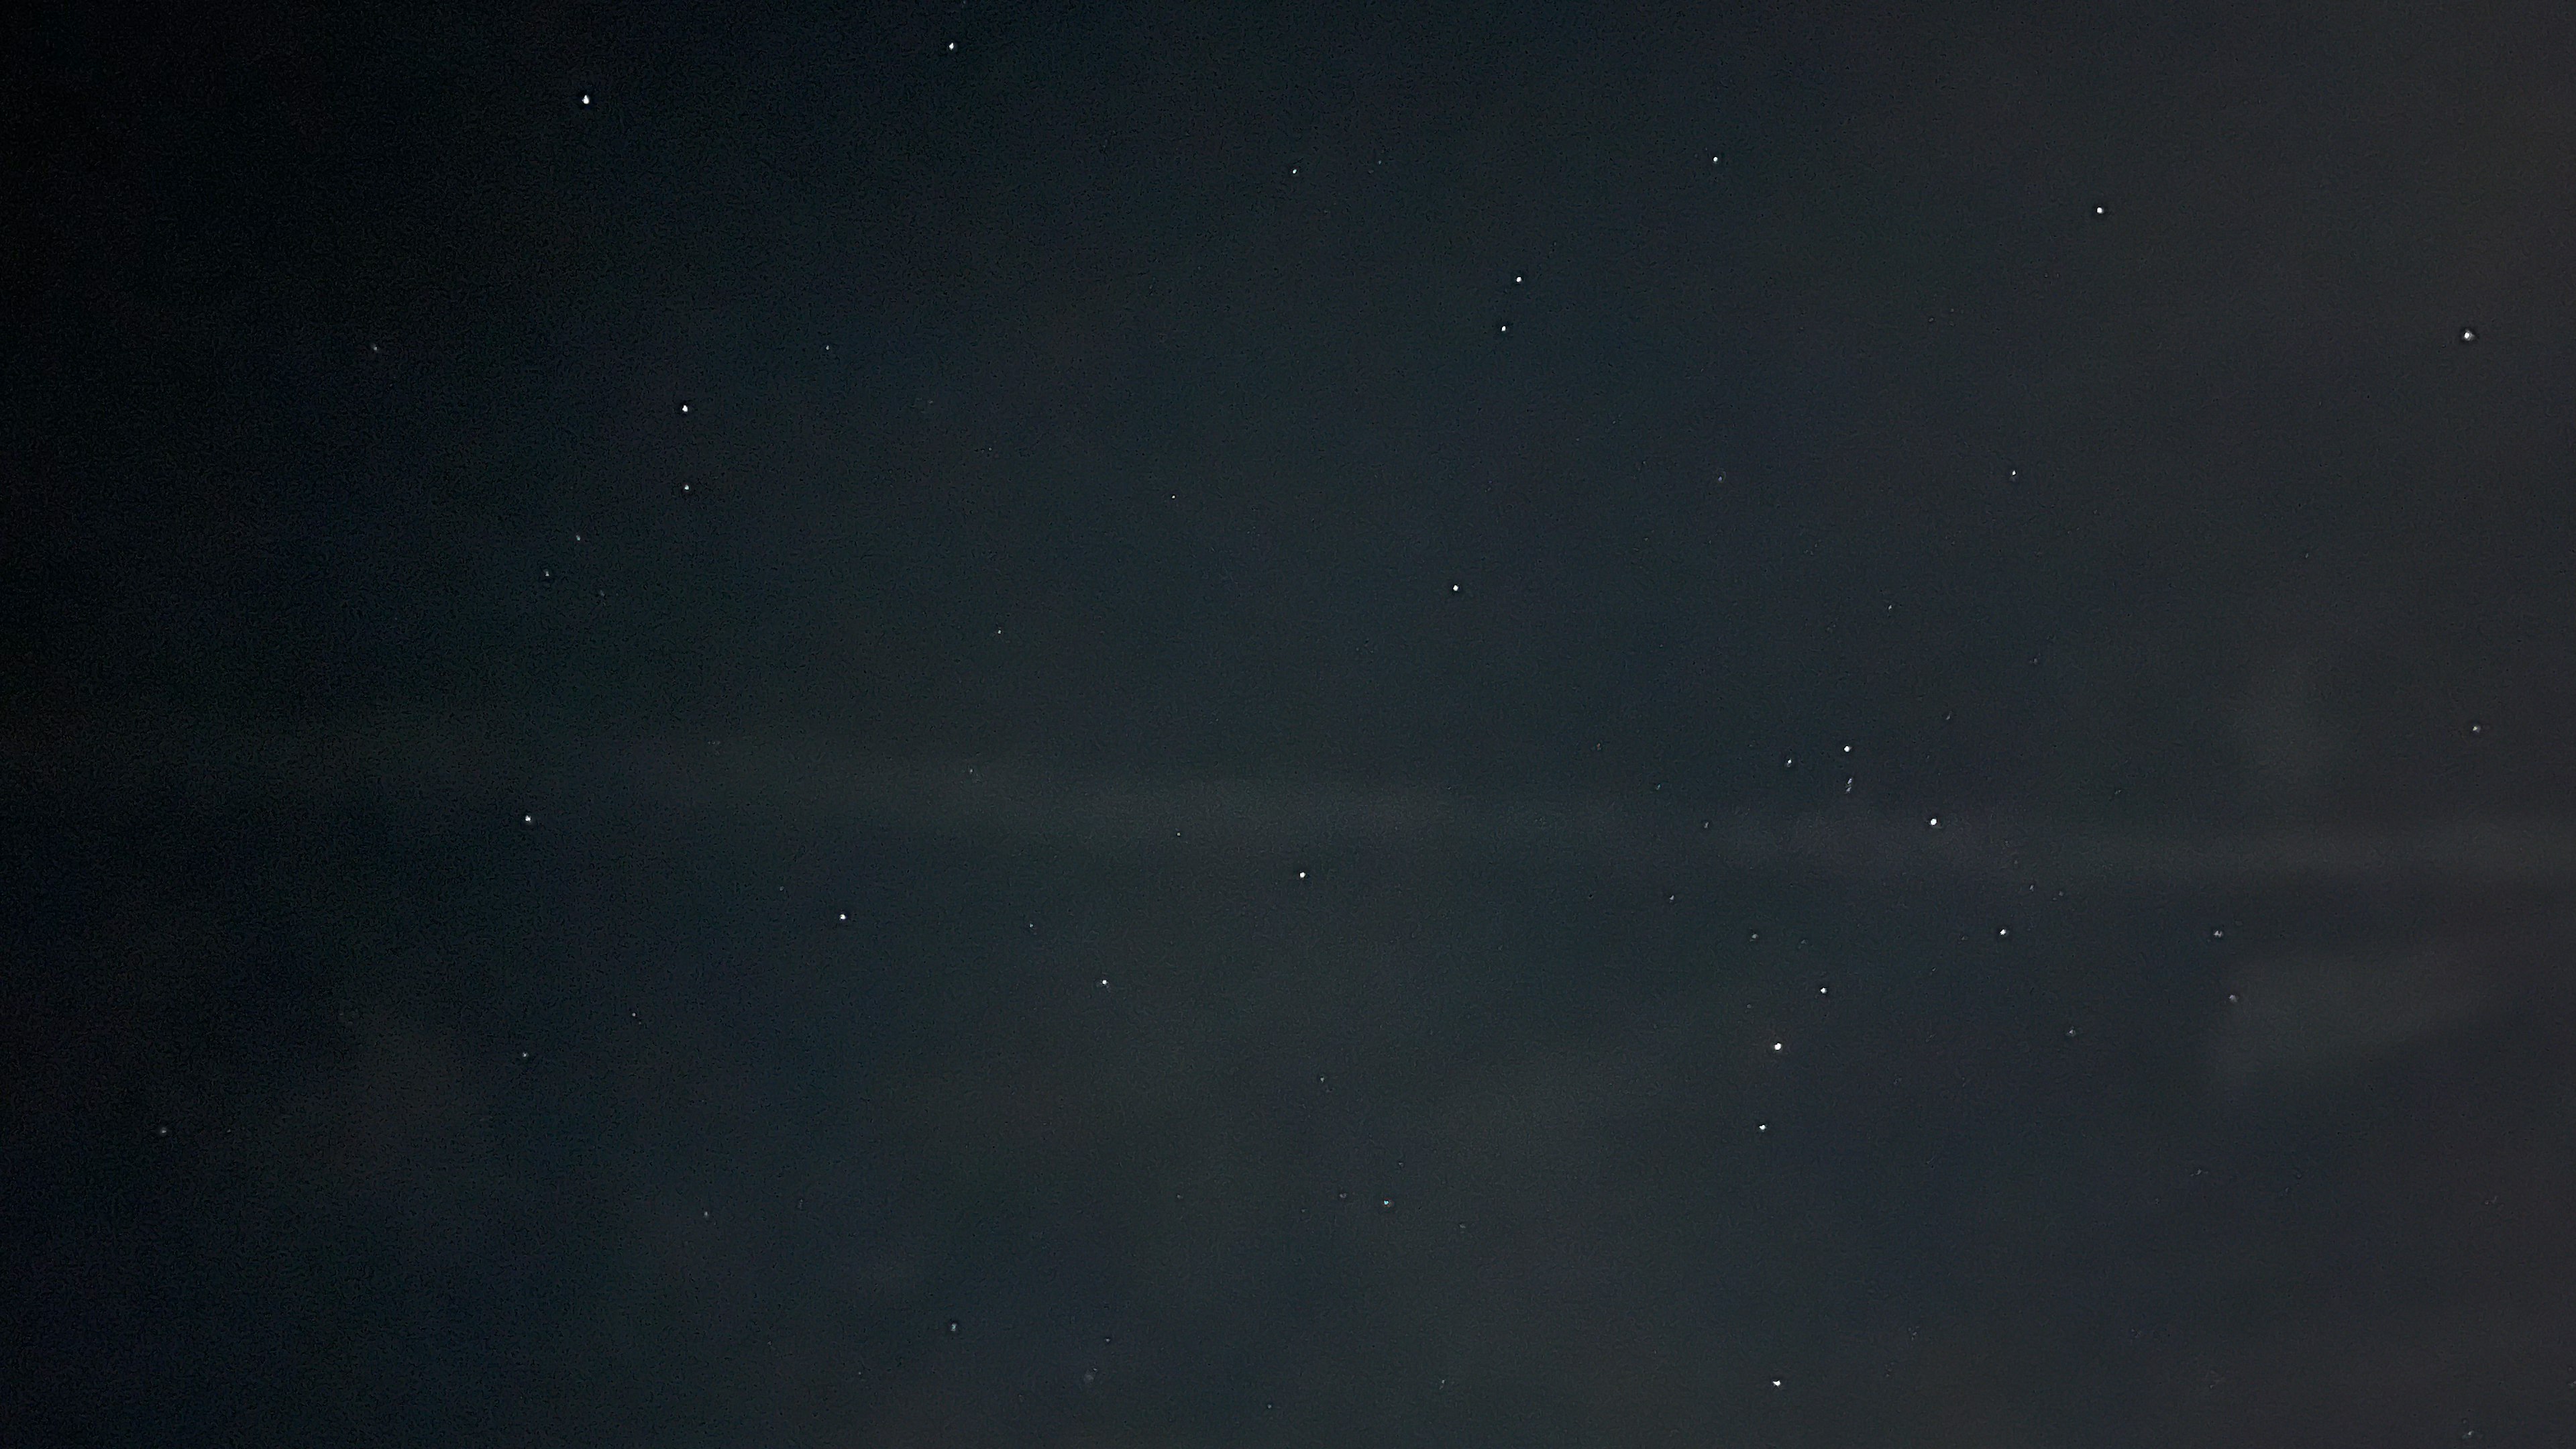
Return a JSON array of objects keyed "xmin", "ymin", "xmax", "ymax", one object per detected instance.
[{"xmin": 12, "ymin": 2, "xmax": 2576, "ymax": 1445}]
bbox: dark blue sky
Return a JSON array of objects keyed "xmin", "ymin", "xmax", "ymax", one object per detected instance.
[{"xmin": 11, "ymin": 1, "xmax": 2576, "ymax": 1445}]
